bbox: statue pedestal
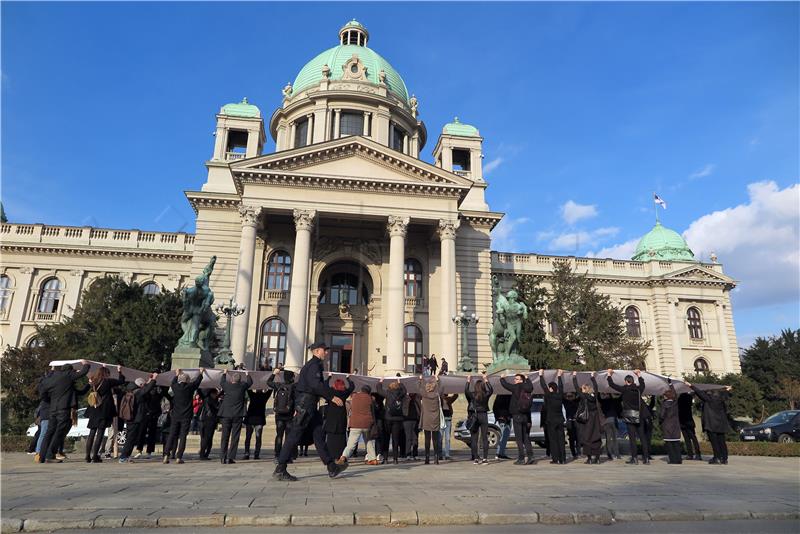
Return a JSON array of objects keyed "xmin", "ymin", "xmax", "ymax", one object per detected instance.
[
  {"xmin": 486, "ymin": 355, "xmax": 531, "ymax": 376},
  {"xmin": 170, "ymin": 346, "xmax": 214, "ymax": 370}
]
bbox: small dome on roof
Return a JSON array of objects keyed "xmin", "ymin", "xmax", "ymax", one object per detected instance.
[
  {"xmin": 220, "ymin": 97, "xmax": 261, "ymax": 118},
  {"xmin": 443, "ymin": 117, "xmax": 480, "ymax": 137},
  {"xmin": 631, "ymin": 222, "xmax": 697, "ymax": 262},
  {"xmin": 341, "ymin": 18, "xmax": 367, "ymax": 31}
]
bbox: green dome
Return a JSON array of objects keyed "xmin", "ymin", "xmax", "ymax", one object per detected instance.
[
  {"xmin": 292, "ymin": 44, "xmax": 409, "ymax": 103},
  {"xmin": 443, "ymin": 117, "xmax": 480, "ymax": 137},
  {"xmin": 631, "ymin": 222, "xmax": 697, "ymax": 262},
  {"xmin": 220, "ymin": 97, "xmax": 261, "ymax": 118}
]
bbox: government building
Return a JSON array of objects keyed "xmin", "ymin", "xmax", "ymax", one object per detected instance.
[{"xmin": 0, "ymin": 21, "xmax": 741, "ymax": 377}]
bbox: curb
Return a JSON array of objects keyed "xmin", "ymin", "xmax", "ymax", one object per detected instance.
[{"xmin": 2, "ymin": 510, "xmax": 798, "ymax": 531}]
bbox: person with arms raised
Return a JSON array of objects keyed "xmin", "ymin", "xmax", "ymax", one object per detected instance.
[
  {"xmin": 539, "ymin": 369, "xmax": 566, "ymax": 464},
  {"xmin": 607, "ymin": 369, "xmax": 649, "ymax": 464},
  {"xmin": 500, "ymin": 372, "xmax": 535, "ymax": 465},
  {"xmin": 218, "ymin": 368, "xmax": 253, "ymax": 464},
  {"xmin": 38, "ymin": 360, "xmax": 90, "ymax": 464},
  {"xmin": 162, "ymin": 368, "xmax": 205, "ymax": 464}
]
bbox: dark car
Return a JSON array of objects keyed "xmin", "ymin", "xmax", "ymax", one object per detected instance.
[
  {"xmin": 740, "ymin": 410, "xmax": 800, "ymax": 443},
  {"xmin": 454, "ymin": 398, "xmax": 566, "ymax": 449}
]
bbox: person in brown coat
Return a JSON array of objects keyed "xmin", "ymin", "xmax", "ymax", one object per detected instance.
[
  {"xmin": 337, "ymin": 384, "xmax": 378, "ymax": 465},
  {"xmin": 418, "ymin": 376, "xmax": 443, "ymax": 465}
]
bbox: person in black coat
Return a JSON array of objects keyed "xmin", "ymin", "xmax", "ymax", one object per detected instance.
[
  {"xmin": 135, "ymin": 385, "xmax": 167, "ymax": 459},
  {"xmin": 119, "ymin": 374, "xmax": 159, "ymax": 462},
  {"xmin": 377, "ymin": 378, "xmax": 407, "ymax": 464},
  {"xmin": 563, "ymin": 392, "xmax": 580, "ymax": 459},
  {"xmin": 465, "ymin": 372, "xmax": 494, "ymax": 464},
  {"xmin": 272, "ymin": 342, "xmax": 348, "ymax": 482},
  {"xmin": 85, "ymin": 365, "xmax": 126, "ymax": 463},
  {"xmin": 324, "ymin": 376, "xmax": 355, "ymax": 461},
  {"xmin": 38, "ymin": 361, "xmax": 90, "ymax": 463},
  {"xmin": 492, "ymin": 394, "xmax": 512, "ymax": 460},
  {"xmin": 243, "ymin": 387, "xmax": 271, "ymax": 460},
  {"xmin": 267, "ymin": 368, "xmax": 296, "ymax": 463},
  {"xmin": 678, "ymin": 392, "xmax": 702, "ymax": 460},
  {"xmin": 500, "ymin": 373, "xmax": 535, "ymax": 465},
  {"xmin": 599, "ymin": 393, "xmax": 622, "ymax": 460},
  {"xmin": 685, "ymin": 382, "xmax": 733, "ymax": 464},
  {"xmin": 607, "ymin": 369, "xmax": 649, "ymax": 464},
  {"xmin": 163, "ymin": 368, "xmax": 205, "ymax": 464},
  {"xmin": 402, "ymin": 390, "xmax": 422, "ymax": 461},
  {"xmin": 573, "ymin": 372, "xmax": 603, "ymax": 464},
  {"xmin": 640, "ymin": 394, "xmax": 656, "ymax": 461},
  {"xmin": 539, "ymin": 369, "xmax": 566, "ymax": 464},
  {"xmin": 218, "ymin": 369, "xmax": 253, "ymax": 464},
  {"xmin": 198, "ymin": 388, "xmax": 220, "ymax": 460},
  {"xmin": 659, "ymin": 381, "xmax": 682, "ymax": 464}
]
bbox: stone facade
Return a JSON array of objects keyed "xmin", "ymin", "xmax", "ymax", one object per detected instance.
[{"xmin": 0, "ymin": 21, "xmax": 739, "ymax": 376}]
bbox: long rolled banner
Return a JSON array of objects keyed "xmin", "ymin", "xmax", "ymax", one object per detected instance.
[{"xmin": 49, "ymin": 359, "xmax": 725, "ymax": 396}]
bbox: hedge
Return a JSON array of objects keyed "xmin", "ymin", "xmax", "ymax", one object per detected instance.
[{"xmin": 1, "ymin": 435, "xmax": 78, "ymax": 453}]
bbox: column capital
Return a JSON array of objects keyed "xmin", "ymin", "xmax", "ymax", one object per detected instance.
[
  {"xmin": 238, "ymin": 205, "xmax": 262, "ymax": 227},
  {"xmin": 293, "ymin": 209, "xmax": 317, "ymax": 231},
  {"xmin": 437, "ymin": 218, "xmax": 460, "ymax": 240},
  {"xmin": 387, "ymin": 215, "xmax": 410, "ymax": 238}
]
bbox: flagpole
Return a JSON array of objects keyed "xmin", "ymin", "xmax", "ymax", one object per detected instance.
[{"xmin": 654, "ymin": 192, "xmax": 660, "ymax": 224}]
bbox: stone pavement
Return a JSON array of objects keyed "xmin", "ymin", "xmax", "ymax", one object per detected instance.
[{"xmin": 1, "ymin": 452, "xmax": 798, "ymax": 532}]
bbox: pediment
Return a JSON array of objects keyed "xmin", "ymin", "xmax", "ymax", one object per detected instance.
[
  {"xmin": 663, "ymin": 265, "xmax": 735, "ymax": 285},
  {"xmin": 229, "ymin": 136, "xmax": 474, "ymax": 191}
]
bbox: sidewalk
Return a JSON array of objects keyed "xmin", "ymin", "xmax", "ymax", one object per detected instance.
[{"xmin": 2, "ymin": 452, "xmax": 798, "ymax": 532}]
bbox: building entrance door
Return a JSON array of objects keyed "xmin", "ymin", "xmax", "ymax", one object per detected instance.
[{"xmin": 329, "ymin": 333, "xmax": 354, "ymax": 373}]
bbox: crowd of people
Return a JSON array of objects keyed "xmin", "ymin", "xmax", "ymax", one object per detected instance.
[{"xmin": 29, "ymin": 345, "xmax": 734, "ymax": 482}]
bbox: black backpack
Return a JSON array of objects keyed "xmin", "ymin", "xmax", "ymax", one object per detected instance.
[
  {"xmin": 518, "ymin": 389, "xmax": 533, "ymax": 413},
  {"xmin": 274, "ymin": 385, "xmax": 293, "ymax": 415},
  {"xmin": 388, "ymin": 396, "xmax": 404, "ymax": 417}
]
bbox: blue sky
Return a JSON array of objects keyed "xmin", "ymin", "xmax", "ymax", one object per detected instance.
[{"xmin": 2, "ymin": 2, "xmax": 798, "ymax": 347}]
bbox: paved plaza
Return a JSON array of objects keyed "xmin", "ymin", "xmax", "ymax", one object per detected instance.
[{"xmin": 1, "ymin": 451, "xmax": 798, "ymax": 532}]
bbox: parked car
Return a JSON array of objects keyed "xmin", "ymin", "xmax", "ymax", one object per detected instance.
[
  {"xmin": 454, "ymin": 398, "xmax": 566, "ymax": 449},
  {"xmin": 27, "ymin": 407, "xmax": 92, "ymax": 439},
  {"xmin": 740, "ymin": 410, "xmax": 800, "ymax": 443}
]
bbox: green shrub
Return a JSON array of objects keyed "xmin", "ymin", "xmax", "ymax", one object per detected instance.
[
  {"xmin": 700, "ymin": 441, "xmax": 800, "ymax": 457},
  {"xmin": 1, "ymin": 435, "xmax": 32, "ymax": 452}
]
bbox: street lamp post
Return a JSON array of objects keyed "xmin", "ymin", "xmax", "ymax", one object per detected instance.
[
  {"xmin": 452, "ymin": 305, "xmax": 478, "ymax": 372},
  {"xmin": 215, "ymin": 296, "xmax": 245, "ymax": 366}
]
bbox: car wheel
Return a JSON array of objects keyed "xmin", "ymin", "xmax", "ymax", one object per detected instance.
[
  {"xmin": 487, "ymin": 428, "xmax": 500, "ymax": 448},
  {"xmin": 777, "ymin": 433, "xmax": 795, "ymax": 444}
]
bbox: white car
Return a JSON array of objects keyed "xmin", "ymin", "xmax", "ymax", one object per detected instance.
[{"xmin": 27, "ymin": 407, "xmax": 92, "ymax": 439}]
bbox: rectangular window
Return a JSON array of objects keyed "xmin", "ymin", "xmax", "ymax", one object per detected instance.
[
  {"xmin": 390, "ymin": 123, "xmax": 405, "ymax": 152},
  {"xmin": 339, "ymin": 112, "xmax": 363, "ymax": 137},
  {"xmin": 294, "ymin": 118, "xmax": 309, "ymax": 148}
]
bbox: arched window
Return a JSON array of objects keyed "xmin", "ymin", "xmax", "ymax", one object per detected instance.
[
  {"xmin": 260, "ymin": 317, "xmax": 287, "ymax": 369},
  {"xmin": 687, "ymin": 307, "xmax": 703, "ymax": 339},
  {"xmin": 404, "ymin": 259, "xmax": 423, "ymax": 298},
  {"xmin": 27, "ymin": 336, "xmax": 45, "ymax": 349},
  {"xmin": 37, "ymin": 278, "xmax": 61, "ymax": 314},
  {"xmin": 694, "ymin": 357, "xmax": 710, "ymax": 372},
  {"xmin": 0, "ymin": 275, "xmax": 11, "ymax": 312},
  {"xmin": 320, "ymin": 274, "xmax": 370, "ymax": 305},
  {"xmin": 404, "ymin": 324, "xmax": 424, "ymax": 374},
  {"xmin": 625, "ymin": 306, "xmax": 641, "ymax": 337},
  {"xmin": 266, "ymin": 251, "xmax": 292, "ymax": 291},
  {"xmin": 141, "ymin": 282, "xmax": 160, "ymax": 296}
]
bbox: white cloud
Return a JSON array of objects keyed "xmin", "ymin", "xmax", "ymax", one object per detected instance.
[
  {"xmin": 483, "ymin": 157, "xmax": 504, "ymax": 175},
  {"xmin": 683, "ymin": 180, "xmax": 799, "ymax": 309},
  {"xmin": 689, "ymin": 163, "xmax": 716, "ymax": 180},
  {"xmin": 491, "ymin": 216, "xmax": 529, "ymax": 251},
  {"xmin": 542, "ymin": 227, "xmax": 619, "ymax": 251},
  {"xmin": 560, "ymin": 200, "xmax": 598, "ymax": 225},
  {"xmin": 587, "ymin": 238, "xmax": 640, "ymax": 260}
]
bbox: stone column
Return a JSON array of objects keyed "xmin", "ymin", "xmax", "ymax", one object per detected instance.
[
  {"xmin": 213, "ymin": 125, "xmax": 226, "ymax": 160},
  {"xmin": 63, "ymin": 270, "xmax": 84, "ymax": 318},
  {"xmin": 289, "ymin": 122, "xmax": 297, "ymax": 149},
  {"xmin": 232, "ymin": 205, "xmax": 262, "ymax": 364},
  {"xmin": 284, "ymin": 209, "xmax": 316, "ymax": 371},
  {"xmin": 306, "ymin": 114, "xmax": 314, "ymax": 146},
  {"xmin": 333, "ymin": 109, "xmax": 341, "ymax": 139},
  {"xmin": 715, "ymin": 301, "xmax": 732, "ymax": 373},
  {"xmin": 438, "ymin": 219, "xmax": 460, "ymax": 365},
  {"xmin": 362, "ymin": 112, "xmax": 370, "ymax": 136},
  {"xmin": 666, "ymin": 297, "xmax": 684, "ymax": 375},
  {"xmin": 385, "ymin": 215, "xmax": 409, "ymax": 373}
]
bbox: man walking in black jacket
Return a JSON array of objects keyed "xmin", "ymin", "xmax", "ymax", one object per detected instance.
[
  {"xmin": 273, "ymin": 342, "xmax": 348, "ymax": 481},
  {"xmin": 38, "ymin": 361, "xmax": 90, "ymax": 464},
  {"xmin": 267, "ymin": 368, "xmax": 296, "ymax": 463},
  {"xmin": 163, "ymin": 369, "xmax": 205, "ymax": 464},
  {"xmin": 500, "ymin": 373, "xmax": 535, "ymax": 465},
  {"xmin": 218, "ymin": 369, "xmax": 253, "ymax": 464}
]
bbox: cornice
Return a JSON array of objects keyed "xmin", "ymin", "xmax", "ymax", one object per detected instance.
[
  {"xmin": 494, "ymin": 270, "xmax": 735, "ymax": 290},
  {"xmin": 185, "ymin": 191, "xmax": 242, "ymax": 214},
  {"xmin": 460, "ymin": 210, "xmax": 504, "ymax": 229},
  {"xmin": 2, "ymin": 244, "xmax": 193, "ymax": 262}
]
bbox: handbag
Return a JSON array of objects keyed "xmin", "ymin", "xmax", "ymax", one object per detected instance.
[
  {"xmin": 465, "ymin": 411, "xmax": 478, "ymax": 432},
  {"xmin": 575, "ymin": 399, "xmax": 589, "ymax": 424}
]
